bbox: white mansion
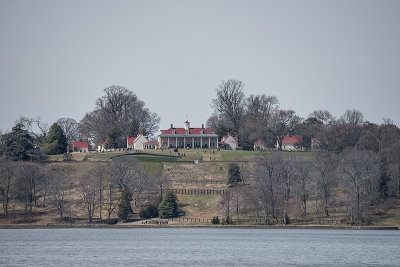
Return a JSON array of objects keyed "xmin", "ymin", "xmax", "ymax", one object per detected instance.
[{"xmin": 158, "ymin": 121, "xmax": 218, "ymax": 149}]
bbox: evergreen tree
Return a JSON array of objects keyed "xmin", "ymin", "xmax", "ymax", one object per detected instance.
[
  {"xmin": 227, "ymin": 163, "xmax": 242, "ymax": 186},
  {"xmin": 107, "ymin": 126, "xmax": 122, "ymax": 149},
  {"xmin": 0, "ymin": 123, "xmax": 34, "ymax": 160},
  {"xmin": 117, "ymin": 188, "xmax": 133, "ymax": 221},
  {"xmin": 158, "ymin": 191, "xmax": 179, "ymax": 218},
  {"xmin": 42, "ymin": 123, "xmax": 67, "ymax": 155}
]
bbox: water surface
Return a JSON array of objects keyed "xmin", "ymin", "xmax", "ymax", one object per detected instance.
[{"xmin": 0, "ymin": 228, "xmax": 399, "ymax": 266}]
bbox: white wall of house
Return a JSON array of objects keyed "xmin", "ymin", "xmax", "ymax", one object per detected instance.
[
  {"xmin": 133, "ymin": 135, "xmax": 148, "ymax": 150},
  {"xmin": 223, "ymin": 135, "xmax": 237, "ymax": 150}
]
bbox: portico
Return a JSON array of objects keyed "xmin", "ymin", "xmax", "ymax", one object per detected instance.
[{"xmin": 158, "ymin": 121, "xmax": 218, "ymax": 149}]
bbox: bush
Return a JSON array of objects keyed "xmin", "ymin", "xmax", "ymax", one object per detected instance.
[
  {"xmin": 211, "ymin": 216, "xmax": 220, "ymax": 224},
  {"xmin": 221, "ymin": 216, "xmax": 233, "ymax": 225},
  {"xmin": 139, "ymin": 204, "xmax": 159, "ymax": 219}
]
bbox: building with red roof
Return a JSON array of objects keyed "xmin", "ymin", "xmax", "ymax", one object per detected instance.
[
  {"xmin": 276, "ymin": 135, "xmax": 302, "ymax": 151},
  {"xmin": 158, "ymin": 121, "xmax": 218, "ymax": 149},
  {"xmin": 253, "ymin": 139, "xmax": 266, "ymax": 151},
  {"xmin": 73, "ymin": 141, "xmax": 89, "ymax": 153},
  {"xmin": 127, "ymin": 134, "xmax": 148, "ymax": 150},
  {"xmin": 218, "ymin": 133, "xmax": 238, "ymax": 150}
]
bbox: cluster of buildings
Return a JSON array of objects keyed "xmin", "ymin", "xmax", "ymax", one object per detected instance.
[{"xmin": 72, "ymin": 121, "xmax": 307, "ymax": 153}]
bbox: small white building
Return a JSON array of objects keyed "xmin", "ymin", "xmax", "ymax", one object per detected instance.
[
  {"xmin": 277, "ymin": 135, "xmax": 302, "ymax": 151},
  {"xmin": 253, "ymin": 139, "xmax": 266, "ymax": 151},
  {"xmin": 218, "ymin": 133, "xmax": 238, "ymax": 150},
  {"xmin": 127, "ymin": 134, "xmax": 148, "ymax": 150}
]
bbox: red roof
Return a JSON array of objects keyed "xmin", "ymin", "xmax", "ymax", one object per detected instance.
[
  {"xmin": 282, "ymin": 135, "xmax": 302, "ymax": 144},
  {"xmin": 254, "ymin": 139, "xmax": 265, "ymax": 145},
  {"xmin": 73, "ymin": 142, "xmax": 88, "ymax": 149},
  {"xmin": 127, "ymin": 137, "xmax": 137, "ymax": 145},
  {"xmin": 160, "ymin": 128, "xmax": 215, "ymax": 135}
]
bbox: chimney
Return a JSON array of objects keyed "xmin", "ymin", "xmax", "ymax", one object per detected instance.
[
  {"xmin": 202, "ymin": 124, "xmax": 204, "ymax": 129},
  {"xmin": 170, "ymin": 124, "xmax": 173, "ymax": 129},
  {"xmin": 184, "ymin": 120, "xmax": 190, "ymax": 131}
]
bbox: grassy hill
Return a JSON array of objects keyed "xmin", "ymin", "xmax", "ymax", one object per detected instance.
[{"xmin": 1, "ymin": 149, "xmax": 399, "ymax": 228}]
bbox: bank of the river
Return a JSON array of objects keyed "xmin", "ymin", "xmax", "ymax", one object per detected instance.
[{"xmin": 0, "ymin": 223, "xmax": 398, "ymax": 230}]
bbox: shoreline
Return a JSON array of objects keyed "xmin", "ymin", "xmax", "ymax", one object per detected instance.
[{"xmin": 0, "ymin": 224, "xmax": 398, "ymax": 230}]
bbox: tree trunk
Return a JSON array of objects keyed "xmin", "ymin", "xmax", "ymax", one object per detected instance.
[
  {"xmin": 356, "ymin": 187, "xmax": 361, "ymax": 223},
  {"xmin": 4, "ymin": 177, "xmax": 11, "ymax": 216},
  {"xmin": 264, "ymin": 197, "xmax": 269, "ymax": 225},
  {"xmin": 323, "ymin": 185, "xmax": 329, "ymax": 217}
]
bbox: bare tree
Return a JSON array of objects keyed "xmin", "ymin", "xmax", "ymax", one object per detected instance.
[
  {"xmin": 219, "ymin": 190, "xmax": 234, "ymax": 223},
  {"xmin": 17, "ymin": 163, "xmax": 42, "ymax": 221},
  {"xmin": 152, "ymin": 172, "xmax": 170, "ymax": 200},
  {"xmin": 269, "ymin": 109, "xmax": 301, "ymax": 151},
  {"xmin": 81, "ymin": 86, "xmax": 160, "ymax": 145},
  {"xmin": 105, "ymin": 179, "xmax": 119, "ymax": 221},
  {"xmin": 211, "ymin": 80, "xmax": 246, "ymax": 137},
  {"xmin": 56, "ymin": 118, "xmax": 80, "ymax": 145},
  {"xmin": 79, "ymin": 176, "xmax": 98, "ymax": 223},
  {"xmin": 16, "ymin": 116, "xmax": 48, "ymax": 147},
  {"xmin": 388, "ymin": 141, "xmax": 400, "ymax": 196},
  {"xmin": 244, "ymin": 94, "xmax": 279, "ymax": 145},
  {"xmin": 0, "ymin": 160, "xmax": 16, "ymax": 216},
  {"xmin": 48, "ymin": 168, "xmax": 72, "ymax": 220},
  {"xmin": 308, "ymin": 110, "xmax": 335, "ymax": 126},
  {"xmin": 94, "ymin": 163, "xmax": 106, "ymax": 220},
  {"xmin": 312, "ymin": 152, "xmax": 337, "ymax": 216},
  {"xmin": 275, "ymin": 155, "xmax": 295, "ymax": 224},
  {"xmin": 294, "ymin": 157, "xmax": 312, "ymax": 215},
  {"xmin": 339, "ymin": 109, "xmax": 364, "ymax": 127},
  {"xmin": 339, "ymin": 148, "xmax": 378, "ymax": 223}
]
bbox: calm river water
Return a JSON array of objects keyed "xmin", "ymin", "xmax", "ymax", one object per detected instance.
[{"xmin": 0, "ymin": 228, "xmax": 399, "ymax": 266}]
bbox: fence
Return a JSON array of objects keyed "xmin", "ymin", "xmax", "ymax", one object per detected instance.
[
  {"xmin": 171, "ymin": 188, "xmax": 228, "ymax": 195},
  {"xmin": 171, "ymin": 180, "xmax": 226, "ymax": 185},
  {"xmin": 165, "ymin": 217, "xmax": 344, "ymax": 225}
]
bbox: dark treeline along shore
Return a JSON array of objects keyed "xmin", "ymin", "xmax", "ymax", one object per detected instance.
[{"xmin": 0, "ymin": 81, "xmax": 399, "ymax": 228}]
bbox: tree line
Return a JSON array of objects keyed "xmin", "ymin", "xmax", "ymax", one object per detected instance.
[
  {"xmin": 220, "ymin": 146, "xmax": 400, "ymax": 225},
  {"xmin": 207, "ymin": 79, "xmax": 400, "ymax": 153},
  {"xmin": 0, "ymin": 157, "xmax": 174, "ymax": 223},
  {"xmin": 0, "ymin": 85, "xmax": 160, "ymax": 160}
]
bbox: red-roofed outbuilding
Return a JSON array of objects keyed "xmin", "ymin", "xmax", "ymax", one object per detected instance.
[{"xmin": 73, "ymin": 142, "xmax": 89, "ymax": 153}]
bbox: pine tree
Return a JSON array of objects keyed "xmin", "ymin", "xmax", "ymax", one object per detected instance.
[
  {"xmin": 117, "ymin": 188, "xmax": 133, "ymax": 221},
  {"xmin": 227, "ymin": 163, "xmax": 242, "ymax": 186},
  {"xmin": 0, "ymin": 123, "xmax": 34, "ymax": 160},
  {"xmin": 42, "ymin": 123, "xmax": 67, "ymax": 155},
  {"xmin": 158, "ymin": 191, "xmax": 178, "ymax": 218}
]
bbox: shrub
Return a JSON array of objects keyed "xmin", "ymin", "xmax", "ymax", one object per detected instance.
[
  {"xmin": 139, "ymin": 204, "xmax": 159, "ymax": 219},
  {"xmin": 211, "ymin": 216, "xmax": 220, "ymax": 224},
  {"xmin": 221, "ymin": 216, "xmax": 233, "ymax": 225}
]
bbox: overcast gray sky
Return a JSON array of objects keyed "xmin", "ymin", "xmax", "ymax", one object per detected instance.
[{"xmin": 1, "ymin": 0, "xmax": 399, "ymax": 133}]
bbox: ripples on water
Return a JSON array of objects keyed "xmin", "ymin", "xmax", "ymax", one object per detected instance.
[{"xmin": 0, "ymin": 228, "xmax": 399, "ymax": 266}]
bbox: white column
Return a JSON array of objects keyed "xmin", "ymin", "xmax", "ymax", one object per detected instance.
[
  {"xmin": 192, "ymin": 137, "xmax": 194, "ymax": 148},
  {"xmin": 184, "ymin": 137, "xmax": 186, "ymax": 148},
  {"xmin": 176, "ymin": 137, "xmax": 178, "ymax": 148},
  {"xmin": 200, "ymin": 137, "xmax": 203, "ymax": 148},
  {"xmin": 209, "ymin": 137, "xmax": 210, "ymax": 148},
  {"xmin": 168, "ymin": 137, "xmax": 170, "ymax": 148}
]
